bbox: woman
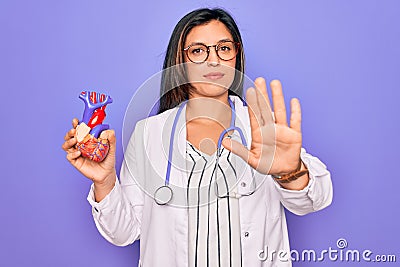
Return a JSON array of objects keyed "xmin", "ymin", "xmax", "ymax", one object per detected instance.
[{"xmin": 62, "ymin": 8, "xmax": 332, "ymax": 267}]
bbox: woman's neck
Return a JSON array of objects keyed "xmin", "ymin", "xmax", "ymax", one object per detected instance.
[
  {"xmin": 186, "ymin": 94, "xmax": 232, "ymax": 127},
  {"xmin": 185, "ymin": 94, "xmax": 233, "ymax": 155}
]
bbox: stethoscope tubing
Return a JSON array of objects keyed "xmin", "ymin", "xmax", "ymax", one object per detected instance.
[{"xmin": 165, "ymin": 100, "xmax": 188, "ymax": 186}]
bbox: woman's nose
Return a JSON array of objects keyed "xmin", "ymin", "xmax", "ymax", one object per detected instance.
[{"xmin": 207, "ymin": 47, "xmax": 220, "ymax": 66}]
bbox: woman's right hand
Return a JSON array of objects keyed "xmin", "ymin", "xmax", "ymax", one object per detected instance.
[{"xmin": 62, "ymin": 118, "xmax": 117, "ymax": 201}]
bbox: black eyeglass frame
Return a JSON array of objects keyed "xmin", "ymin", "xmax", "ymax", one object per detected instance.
[{"xmin": 183, "ymin": 40, "xmax": 241, "ymax": 64}]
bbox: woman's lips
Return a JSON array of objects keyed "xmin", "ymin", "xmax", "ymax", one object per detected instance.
[{"xmin": 203, "ymin": 72, "xmax": 225, "ymax": 80}]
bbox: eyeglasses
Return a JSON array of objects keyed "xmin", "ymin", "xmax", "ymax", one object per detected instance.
[{"xmin": 183, "ymin": 40, "xmax": 240, "ymax": 64}]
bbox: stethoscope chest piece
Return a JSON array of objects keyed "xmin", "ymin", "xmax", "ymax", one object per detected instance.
[{"xmin": 154, "ymin": 185, "xmax": 173, "ymax": 205}]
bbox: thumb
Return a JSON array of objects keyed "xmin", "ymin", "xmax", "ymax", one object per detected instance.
[
  {"xmin": 222, "ymin": 138, "xmax": 253, "ymax": 165},
  {"xmin": 100, "ymin": 129, "xmax": 116, "ymax": 157}
]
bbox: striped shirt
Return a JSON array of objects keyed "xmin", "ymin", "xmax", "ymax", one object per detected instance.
[{"xmin": 186, "ymin": 141, "xmax": 242, "ymax": 267}]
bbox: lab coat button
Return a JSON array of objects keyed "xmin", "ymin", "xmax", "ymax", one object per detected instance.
[
  {"xmin": 244, "ymin": 232, "xmax": 249, "ymax": 237},
  {"xmin": 241, "ymin": 182, "xmax": 246, "ymax": 187}
]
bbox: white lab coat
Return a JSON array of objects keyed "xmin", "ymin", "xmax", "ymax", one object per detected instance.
[{"xmin": 87, "ymin": 96, "xmax": 333, "ymax": 267}]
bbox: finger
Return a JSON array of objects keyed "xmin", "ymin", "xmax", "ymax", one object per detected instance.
[
  {"xmin": 64, "ymin": 118, "xmax": 79, "ymax": 141},
  {"xmin": 254, "ymin": 77, "xmax": 273, "ymax": 125},
  {"xmin": 270, "ymin": 80, "xmax": 288, "ymax": 126},
  {"xmin": 222, "ymin": 137, "xmax": 250, "ymax": 159},
  {"xmin": 289, "ymin": 98, "xmax": 302, "ymax": 132},
  {"xmin": 64, "ymin": 128, "xmax": 76, "ymax": 141},
  {"xmin": 245, "ymin": 87, "xmax": 263, "ymax": 143},
  {"xmin": 66, "ymin": 150, "xmax": 81, "ymax": 162},
  {"xmin": 72, "ymin": 118, "xmax": 79, "ymax": 128},
  {"xmin": 222, "ymin": 138, "xmax": 259, "ymax": 168},
  {"xmin": 62, "ymin": 136, "xmax": 78, "ymax": 151}
]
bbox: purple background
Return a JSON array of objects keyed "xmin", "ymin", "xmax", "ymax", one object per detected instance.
[{"xmin": 1, "ymin": 0, "xmax": 399, "ymax": 266}]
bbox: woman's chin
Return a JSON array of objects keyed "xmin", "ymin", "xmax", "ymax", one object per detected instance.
[{"xmin": 190, "ymin": 84, "xmax": 230, "ymax": 98}]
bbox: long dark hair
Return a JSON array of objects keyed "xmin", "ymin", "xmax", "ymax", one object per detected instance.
[{"xmin": 157, "ymin": 8, "xmax": 245, "ymax": 114}]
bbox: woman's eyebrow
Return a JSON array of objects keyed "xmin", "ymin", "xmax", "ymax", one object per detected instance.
[
  {"xmin": 217, "ymin": 38, "xmax": 233, "ymax": 43},
  {"xmin": 185, "ymin": 38, "xmax": 234, "ymax": 47},
  {"xmin": 186, "ymin": 42, "xmax": 206, "ymax": 46}
]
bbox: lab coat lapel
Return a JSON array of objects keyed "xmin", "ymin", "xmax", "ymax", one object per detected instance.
[
  {"xmin": 230, "ymin": 96, "xmax": 254, "ymax": 193},
  {"xmin": 232, "ymin": 96, "xmax": 251, "ymax": 149}
]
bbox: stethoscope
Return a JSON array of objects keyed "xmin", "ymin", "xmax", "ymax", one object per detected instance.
[{"xmin": 154, "ymin": 98, "xmax": 256, "ymax": 205}]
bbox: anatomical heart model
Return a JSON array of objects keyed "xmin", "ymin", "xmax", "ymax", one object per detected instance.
[{"xmin": 75, "ymin": 91, "xmax": 113, "ymax": 162}]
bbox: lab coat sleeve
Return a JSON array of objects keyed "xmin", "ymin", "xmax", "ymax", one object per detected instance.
[
  {"xmin": 272, "ymin": 148, "xmax": 333, "ymax": 216},
  {"xmin": 87, "ymin": 123, "xmax": 144, "ymax": 246}
]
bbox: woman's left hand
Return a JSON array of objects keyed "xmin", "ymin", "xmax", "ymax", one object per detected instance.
[{"xmin": 222, "ymin": 77, "xmax": 302, "ymax": 175}]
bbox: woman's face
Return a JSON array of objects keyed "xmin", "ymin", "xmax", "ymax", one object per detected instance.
[{"xmin": 183, "ymin": 20, "xmax": 237, "ymax": 99}]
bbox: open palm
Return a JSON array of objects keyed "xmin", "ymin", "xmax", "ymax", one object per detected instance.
[{"xmin": 222, "ymin": 78, "xmax": 302, "ymax": 175}]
